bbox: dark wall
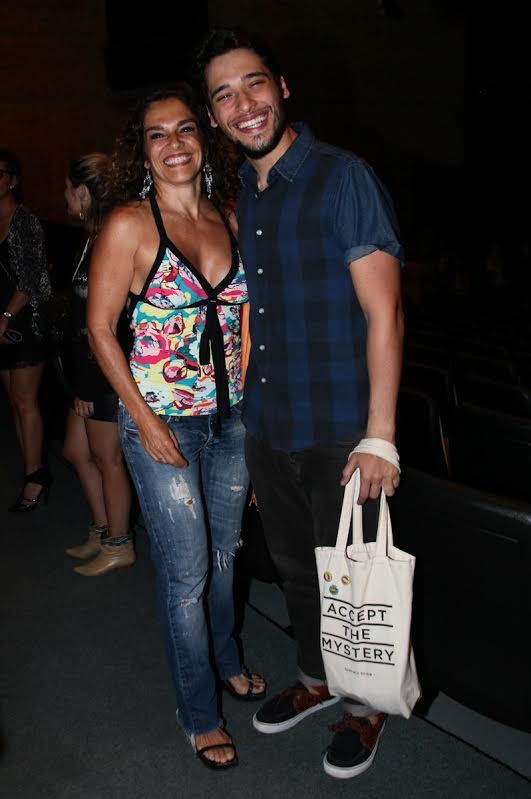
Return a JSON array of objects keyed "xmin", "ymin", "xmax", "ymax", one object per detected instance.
[
  {"xmin": 2, "ymin": 0, "xmax": 466, "ymax": 257},
  {"xmin": 104, "ymin": 1, "xmax": 208, "ymax": 90},
  {"xmin": 1, "ymin": 0, "xmax": 124, "ymax": 222},
  {"xmin": 208, "ymin": 0, "xmax": 466, "ymax": 253},
  {"xmin": 469, "ymin": 7, "xmax": 531, "ymax": 277}
]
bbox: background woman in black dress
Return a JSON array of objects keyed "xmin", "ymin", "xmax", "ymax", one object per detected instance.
[
  {"xmin": 0, "ymin": 149, "xmax": 52, "ymax": 511},
  {"xmin": 62, "ymin": 153, "xmax": 134, "ymax": 576}
]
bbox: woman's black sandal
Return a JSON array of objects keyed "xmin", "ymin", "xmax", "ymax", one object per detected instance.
[
  {"xmin": 196, "ymin": 740, "xmax": 238, "ymax": 770},
  {"xmin": 222, "ymin": 667, "xmax": 267, "ymax": 702},
  {"xmin": 8, "ymin": 467, "xmax": 53, "ymax": 513}
]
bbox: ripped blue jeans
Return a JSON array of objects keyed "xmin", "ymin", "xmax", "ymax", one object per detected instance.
[{"xmin": 119, "ymin": 401, "xmax": 249, "ymax": 739}]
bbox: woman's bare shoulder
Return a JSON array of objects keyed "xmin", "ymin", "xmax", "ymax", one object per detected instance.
[
  {"xmin": 100, "ymin": 201, "xmax": 152, "ymax": 241},
  {"xmin": 106, "ymin": 200, "xmax": 148, "ymax": 227}
]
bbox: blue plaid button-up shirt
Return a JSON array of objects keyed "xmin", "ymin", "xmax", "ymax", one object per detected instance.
[{"xmin": 237, "ymin": 123, "xmax": 404, "ymax": 451}]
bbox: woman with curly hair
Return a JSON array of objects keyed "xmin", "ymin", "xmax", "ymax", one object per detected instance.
[
  {"xmin": 0, "ymin": 148, "xmax": 52, "ymax": 511},
  {"xmin": 86, "ymin": 83, "xmax": 264, "ymax": 769},
  {"xmin": 62, "ymin": 153, "xmax": 134, "ymax": 576}
]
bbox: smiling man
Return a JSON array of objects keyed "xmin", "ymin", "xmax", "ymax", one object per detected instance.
[{"xmin": 195, "ymin": 29, "xmax": 405, "ymax": 779}]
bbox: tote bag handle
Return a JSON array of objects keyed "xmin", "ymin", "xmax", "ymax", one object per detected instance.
[{"xmin": 335, "ymin": 469, "xmax": 393, "ymax": 557}]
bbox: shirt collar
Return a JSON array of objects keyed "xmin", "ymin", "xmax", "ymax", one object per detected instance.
[{"xmin": 238, "ymin": 122, "xmax": 314, "ymax": 188}]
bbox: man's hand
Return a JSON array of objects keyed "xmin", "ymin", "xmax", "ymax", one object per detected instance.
[
  {"xmin": 74, "ymin": 398, "xmax": 94, "ymax": 418},
  {"xmin": 341, "ymin": 451, "xmax": 400, "ymax": 502},
  {"xmin": 137, "ymin": 412, "xmax": 188, "ymax": 468}
]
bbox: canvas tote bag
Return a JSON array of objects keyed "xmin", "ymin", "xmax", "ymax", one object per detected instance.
[{"xmin": 315, "ymin": 469, "xmax": 421, "ymax": 717}]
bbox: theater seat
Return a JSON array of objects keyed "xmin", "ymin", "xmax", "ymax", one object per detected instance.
[
  {"xmin": 515, "ymin": 351, "xmax": 531, "ymax": 386},
  {"xmin": 390, "ymin": 467, "xmax": 531, "ymax": 731},
  {"xmin": 406, "ymin": 332, "xmax": 451, "ymax": 351},
  {"xmin": 455, "ymin": 338, "xmax": 509, "ymax": 360},
  {"xmin": 396, "ymin": 387, "xmax": 450, "ymax": 477},
  {"xmin": 454, "ymin": 353, "xmax": 518, "ymax": 384},
  {"xmin": 450, "ymin": 404, "xmax": 531, "ymax": 503},
  {"xmin": 401, "ymin": 360, "xmax": 456, "ymax": 432},
  {"xmin": 454, "ymin": 374, "xmax": 531, "ymax": 418},
  {"xmin": 404, "ymin": 344, "xmax": 451, "ymax": 369}
]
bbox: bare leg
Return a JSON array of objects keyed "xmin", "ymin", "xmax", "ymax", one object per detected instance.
[
  {"xmin": 8, "ymin": 363, "xmax": 45, "ymax": 501},
  {"xmin": 0, "ymin": 369, "xmax": 22, "ymax": 445},
  {"xmin": 85, "ymin": 419, "xmax": 131, "ymax": 537},
  {"xmin": 62, "ymin": 408, "xmax": 107, "ymax": 527}
]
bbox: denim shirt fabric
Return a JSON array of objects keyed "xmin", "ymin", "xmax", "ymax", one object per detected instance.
[{"xmin": 237, "ymin": 123, "xmax": 404, "ymax": 452}]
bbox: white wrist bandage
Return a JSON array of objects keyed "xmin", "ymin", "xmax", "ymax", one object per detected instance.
[{"xmin": 351, "ymin": 438, "xmax": 400, "ymax": 472}]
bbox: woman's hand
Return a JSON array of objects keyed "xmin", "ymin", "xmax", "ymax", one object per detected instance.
[
  {"xmin": 136, "ymin": 411, "xmax": 188, "ymax": 467},
  {"xmin": 74, "ymin": 398, "xmax": 94, "ymax": 418}
]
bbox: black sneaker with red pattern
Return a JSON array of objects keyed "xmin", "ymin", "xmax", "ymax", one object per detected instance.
[
  {"xmin": 252, "ymin": 681, "xmax": 340, "ymax": 734},
  {"xmin": 323, "ymin": 712, "xmax": 387, "ymax": 779}
]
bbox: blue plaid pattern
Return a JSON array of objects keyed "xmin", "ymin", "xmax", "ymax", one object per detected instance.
[{"xmin": 237, "ymin": 124, "xmax": 404, "ymax": 451}]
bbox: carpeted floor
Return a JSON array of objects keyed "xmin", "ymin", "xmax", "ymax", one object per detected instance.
[{"xmin": 1, "ymin": 397, "xmax": 530, "ymax": 798}]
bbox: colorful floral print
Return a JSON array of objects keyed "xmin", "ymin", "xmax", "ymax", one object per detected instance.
[{"xmin": 129, "ymin": 247, "xmax": 248, "ymax": 416}]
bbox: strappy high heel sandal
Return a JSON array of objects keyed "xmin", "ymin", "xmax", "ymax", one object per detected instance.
[{"xmin": 8, "ymin": 467, "xmax": 53, "ymax": 513}]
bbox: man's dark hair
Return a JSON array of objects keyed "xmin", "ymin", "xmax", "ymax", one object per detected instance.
[{"xmin": 194, "ymin": 28, "xmax": 283, "ymax": 107}]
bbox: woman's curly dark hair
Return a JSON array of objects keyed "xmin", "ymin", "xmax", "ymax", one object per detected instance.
[{"xmin": 110, "ymin": 82, "xmax": 241, "ymax": 213}]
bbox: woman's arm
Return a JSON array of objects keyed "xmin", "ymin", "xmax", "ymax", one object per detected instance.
[
  {"xmin": 0, "ymin": 288, "xmax": 32, "ymax": 338},
  {"xmin": 86, "ymin": 208, "xmax": 186, "ymax": 466},
  {"xmin": 2, "ymin": 288, "xmax": 31, "ymax": 315},
  {"xmin": 8, "ymin": 207, "xmax": 51, "ymax": 307},
  {"xmin": 1, "ymin": 207, "xmax": 48, "ymax": 339}
]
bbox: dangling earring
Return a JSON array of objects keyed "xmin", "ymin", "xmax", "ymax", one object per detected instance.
[
  {"xmin": 79, "ymin": 203, "xmax": 85, "ymax": 221},
  {"xmin": 139, "ymin": 168, "xmax": 153, "ymax": 199},
  {"xmin": 203, "ymin": 162, "xmax": 213, "ymax": 199}
]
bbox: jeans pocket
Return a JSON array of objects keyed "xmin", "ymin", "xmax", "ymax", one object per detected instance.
[{"xmin": 118, "ymin": 402, "xmax": 139, "ymax": 436}]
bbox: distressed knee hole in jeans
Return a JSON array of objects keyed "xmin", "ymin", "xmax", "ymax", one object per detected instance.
[
  {"xmin": 169, "ymin": 475, "xmax": 197, "ymax": 516},
  {"xmin": 176, "ymin": 597, "xmax": 199, "ymax": 608}
]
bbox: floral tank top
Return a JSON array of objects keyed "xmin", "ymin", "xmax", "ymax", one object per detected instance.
[{"xmin": 128, "ymin": 194, "xmax": 248, "ymax": 421}]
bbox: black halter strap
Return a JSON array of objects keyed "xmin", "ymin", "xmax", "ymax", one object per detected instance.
[{"xmin": 149, "ymin": 192, "xmax": 167, "ymax": 236}]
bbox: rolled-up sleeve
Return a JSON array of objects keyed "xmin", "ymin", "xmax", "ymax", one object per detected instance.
[{"xmin": 332, "ymin": 159, "xmax": 405, "ymax": 267}]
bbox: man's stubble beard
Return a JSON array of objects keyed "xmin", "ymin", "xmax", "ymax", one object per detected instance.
[{"xmin": 231, "ymin": 104, "xmax": 288, "ymax": 161}]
